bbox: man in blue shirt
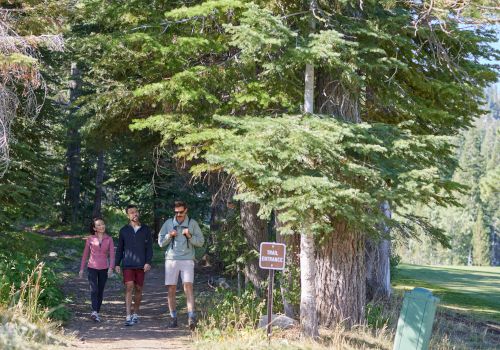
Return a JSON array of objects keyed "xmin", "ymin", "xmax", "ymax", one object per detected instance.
[{"xmin": 115, "ymin": 204, "xmax": 153, "ymax": 326}]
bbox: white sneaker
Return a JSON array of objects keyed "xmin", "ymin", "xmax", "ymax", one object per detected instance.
[
  {"xmin": 90, "ymin": 311, "xmax": 98, "ymax": 322},
  {"xmin": 131, "ymin": 314, "xmax": 139, "ymax": 324},
  {"xmin": 124, "ymin": 316, "xmax": 134, "ymax": 326}
]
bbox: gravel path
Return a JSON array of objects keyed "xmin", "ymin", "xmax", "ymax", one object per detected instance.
[{"xmin": 62, "ymin": 264, "xmax": 196, "ymax": 350}]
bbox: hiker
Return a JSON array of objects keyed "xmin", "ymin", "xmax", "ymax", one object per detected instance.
[
  {"xmin": 158, "ymin": 201, "xmax": 204, "ymax": 330},
  {"xmin": 79, "ymin": 217, "xmax": 115, "ymax": 322},
  {"xmin": 115, "ymin": 204, "xmax": 153, "ymax": 326}
]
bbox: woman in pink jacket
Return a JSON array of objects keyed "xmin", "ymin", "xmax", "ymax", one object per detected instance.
[{"xmin": 79, "ymin": 217, "xmax": 115, "ymax": 322}]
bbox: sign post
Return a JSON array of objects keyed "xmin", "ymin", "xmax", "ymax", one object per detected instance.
[{"xmin": 259, "ymin": 242, "xmax": 286, "ymax": 337}]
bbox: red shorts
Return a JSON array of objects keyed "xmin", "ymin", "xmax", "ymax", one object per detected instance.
[{"xmin": 123, "ymin": 268, "xmax": 145, "ymax": 287}]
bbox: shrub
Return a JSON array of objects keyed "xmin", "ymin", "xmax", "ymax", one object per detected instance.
[
  {"xmin": 0, "ymin": 253, "xmax": 68, "ymax": 321},
  {"xmin": 197, "ymin": 286, "xmax": 266, "ymax": 339}
]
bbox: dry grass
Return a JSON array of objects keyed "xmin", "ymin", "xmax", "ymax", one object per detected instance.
[
  {"xmin": 195, "ymin": 292, "xmax": 500, "ymax": 350},
  {"xmin": 0, "ymin": 263, "xmax": 73, "ymax": 350},
  {"xmin": 194, "ymin": 325, "xmax": 393, "ymax": 350}
]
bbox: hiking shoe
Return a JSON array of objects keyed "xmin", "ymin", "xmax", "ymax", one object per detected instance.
[
  {"xmin": 124, "ymin": 318, "xmax": 135, "ymax": 326},
  {"xmin": 188, "ymin": 317, "xmax": 196, "ymax": 331},
  {"xmin": 90, "ymin": 311, "xmax": 98, "ymax": 322},
  {"xmin": 167, "ymin": 317, "xmax": 178, "ymax": 328},
  {"xmin": 131, "ymin": 314, "xmax": 139, "ymax": 324}
]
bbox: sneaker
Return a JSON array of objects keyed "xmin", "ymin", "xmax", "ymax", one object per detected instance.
[
  {"xmin": 124, "ymin": 317, "xmax": 135, "ymax": 326},
  {"xmin": 131, "ymin": 314, "xmax": 139, "ymax": 324},
  {"xmin": 188, "ymin": 317, "xmax": 196, "ymax": 331},
  {"xmin": 94, "ymin": 314, "xmax": 101, "ymax": 323},
  {"xmin": 90, "ymin": 311, "xmax": 98, "ymax": 322},
  {"xmin": 167, "ymin": 317, "xmax": 178, "ymax": 328}
]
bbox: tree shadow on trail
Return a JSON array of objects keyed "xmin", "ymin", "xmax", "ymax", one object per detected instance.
[{"xmin": 62, "ymin": 265, "xmax": 196, "ymax": 349}]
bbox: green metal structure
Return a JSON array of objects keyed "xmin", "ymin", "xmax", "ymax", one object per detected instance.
[{"xmin": 393, "ymin": 287, "xmax": 440, "ymax": 350}]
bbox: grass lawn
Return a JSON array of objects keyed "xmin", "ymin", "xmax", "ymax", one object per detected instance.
[{"xmin": 393, "ymin": 264, "xmax": 500, "ymax": 322}]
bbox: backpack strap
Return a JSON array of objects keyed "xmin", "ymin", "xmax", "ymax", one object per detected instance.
[
  {"xmin": 169, "ymin": 218, "xmax": 192, "ymax": 250},
  {"xmin": 186, "ymin": 218, "xmax": 192, "ymax": 249}
]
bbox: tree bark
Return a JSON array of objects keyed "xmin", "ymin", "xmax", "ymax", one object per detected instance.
[
  {"xmin": 240, "ymin": 201, "xmax": 268, "ymax": 293},
  {"xmin": 63, "ymin": 62, "xmax": 82, "ymax": 225},
  {"xmin": 313, "ymin": 53, "xmax": 367, "ymax": 327},
  {"xmin": 299, "ymin": 8, "xmax": 319, "ymax": 333},
  {"xmin": 300, "ymin": 233, "xmax": 319, "ymax": 337},
  {"xmin": 315, "ymin": 221, "xmax": 366, "ymax": 328},
  {"xmin": 92, "ymin": 150, "xmax": 105, "ymax": 219},
  {"xmin": 276, "ymin": 213, "xmax": 300, "ymax": 318},
  {"xmin": 365, "ymin": 238, "xmax": 391, "ymax": 301},
  {"xmin": 366, "ymin": 201, "xmax": 392, "ymax": 301}
]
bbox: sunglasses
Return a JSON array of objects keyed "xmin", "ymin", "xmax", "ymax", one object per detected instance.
[{"xmin": 174, "ymin": 210, "xmax": 185, "ymax": 215}]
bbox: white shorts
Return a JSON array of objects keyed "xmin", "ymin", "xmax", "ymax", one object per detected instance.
[{"xmin": 164, "ymin": 260, "xmax": 194, "ymax": 285}]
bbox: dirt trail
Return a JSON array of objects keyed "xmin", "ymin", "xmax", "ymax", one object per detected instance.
[{"xmin": 62, "ymin": 264, "xmax": 199, "ymax": 350}]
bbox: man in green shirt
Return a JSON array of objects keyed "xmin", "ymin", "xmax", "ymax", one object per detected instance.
[{"xmin": 158, "ymin": 201, "xmax": 204, "ymax": 330}]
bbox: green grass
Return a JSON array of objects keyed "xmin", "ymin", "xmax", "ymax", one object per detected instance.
[{"xmin": 393, "ymin": 264, "xmax": 500, "ymax": 322}]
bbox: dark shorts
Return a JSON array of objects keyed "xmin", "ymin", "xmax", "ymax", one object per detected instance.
[{"xmin": 123, "ymin": 268, "xmax": 145, "ymax": 287}]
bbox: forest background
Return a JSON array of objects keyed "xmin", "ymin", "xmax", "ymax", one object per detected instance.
[
  {"xmin": 0, "ymin": 0, "xmax": 499, "ymax": 348},
  {"xmin": 1, "ymin": 0, "xmax": 497, "ymax": 268}
]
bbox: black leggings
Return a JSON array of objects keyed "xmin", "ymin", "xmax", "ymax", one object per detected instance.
[{"xmin": 88, "ymin": 268, "xmax": 108, "ymax": 313}]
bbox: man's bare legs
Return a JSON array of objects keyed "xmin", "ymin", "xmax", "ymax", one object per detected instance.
[
  {"xmin": 125, "ymin": 281, "xmax": 142, "ymax": 323},
  {"xmin": 167, "ymin": 283, "xmax": 194, "ymax": 313},
  {"xmin": 166, "ymin": 282, "xmax": 195, "ymax": 328},
  {"xmin": 167, "ymin": 284, "xmax": 177, "ymax": 313},
  {"xmin": 125, "ymin": 281, "xmax": 134, "ymax": 316},
  {"xmin": 134, "ymin": 284, "xmax": 143, "ymax": 314},
  {"xmin": 183, "ymin": 282, "xmax": 195, "ymax": 314}
]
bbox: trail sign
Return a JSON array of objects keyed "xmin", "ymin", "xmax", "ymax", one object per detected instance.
[
  {"xmin": 259, "ymin": 242, "xmax": 287, "ymax": 338},
  {"xmin": 259, "ymin": 242, "xmax": 286, "ymax": 270}
]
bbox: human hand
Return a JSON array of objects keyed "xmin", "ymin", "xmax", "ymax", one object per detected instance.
[
  {"xmin": 115, "ymin": 266, "xmax": 121, "ymax": 274},
  {"xmin": 169, "ymin": 230, "xmax": 177, "ymax": 238},
  {"xmin": 79, "ymin": 270, "xmax": 84, "ymax": 279},
  {"xmin": 182, "ymin": 228, "xmax": 191, "ymax": 239},
  {"xmin": 144, "ymin": 263, "xmax": 151, "ymax": 272},
  {"xmin": 108, "ymin": 268, "xmax": 113, "ymax": 278}
]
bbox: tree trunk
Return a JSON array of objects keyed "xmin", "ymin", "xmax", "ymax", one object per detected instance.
[
  {"xmin": 492, "ymin": 221, "xmax": 499, "ymax": 266},
  {"xmin": 366, "ymin": 201, "xmax": 392, "ymax": 301},
  {"xmin": 313, "ymin": 54, "xmax": 366, "ymax": 327},
  {"xmin": 92, "ymin": 150, "xmax": 105, "ymax": 218},
  {"xmin": 300, "ymin": 10, "xmax": 319, "ymax": 333},
  {"xmin": 240, "ymin": 201, "xmax": 268, "ymax": 293},
  {"xmin": 300, "ymin": 233, "xmax": 319, "ymax": 337},
  {"xmin": 315, "ymin": 221, "xmax": 366, "ymax": 328},
  {"xmin": 63, "ymin": 62, "xmax": 82, "ymax": 225},
  {"xmin": 365, "ymin": 238, "xmax": 391, "ymax": 301},
  {"xmin": 276, "ymin": 213, "xmax": 300, "ymax": 318}
]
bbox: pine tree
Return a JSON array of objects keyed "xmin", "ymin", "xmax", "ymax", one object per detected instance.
[
  {"xmin": 472, "ymin": 208, "xmax": 491, "ymax": 266},
  {"xmin": 72, "ymin": 0, "xmax": 498, "ymax": 328},
  {"xmin": 0, "ymin": 1, "xmax": 66, "ymax": 176}
]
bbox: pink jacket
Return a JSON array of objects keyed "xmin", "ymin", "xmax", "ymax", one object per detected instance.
[{"xmin": 80, "ymin": 234, "xmax": 115, "ymax": 271}]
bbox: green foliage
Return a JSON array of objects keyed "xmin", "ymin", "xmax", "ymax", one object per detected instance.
[
  {"xmin": 389, "ymin": 253, "xmax": 401, "ymax": 278},
  {"xmin": 180, "ymin": 114, "xmax": 458, "ymax": 243},
  {"xmin": 365, "ymin": 302, "xmax": 393, "ymax": 329},
  {"xmin": 0, "ymin": 106, "xmax": 65, "ymax": 228},
  {"xmin": 69, "ymin": 0, "xmax": 497, "ymax": 262},
  {"xmin": 398, "ymin": 96, "xmax": 499, "ymax": 266},
  {"xmin": 472, "ymin": 209, "xmax": 491, "ymax": 266},
  {"xmin": 165, "ymin": 0, "xmax": 246, "ymax": 20},
  {"xmin": 276, "ymin": 265, "xmax": 300, "ymax": 314},
  {"xmin": 208, "ymin": 207, "xmax": 256, "ymax": 274},
  {"xmin": 0, "ymin": 232, "xmax": 76, "ymax": 321},
  {"xmin": 123, "ymin": 0, "xmax": 497, "ymax": 247},
  {"xmin": 0, "ymin": 252, "xmax": 68, "ymax": 321},
  {"xmin": 198, "ymin": 286, "xmax": 266, "ymax": 337}
]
